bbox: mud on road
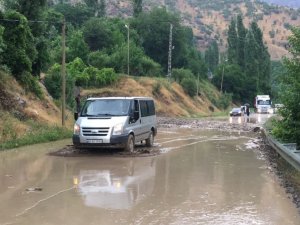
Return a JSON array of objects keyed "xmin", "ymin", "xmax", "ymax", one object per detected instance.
[
  {"xmin": 50, "ymin": 117, "xmax": 259, "ymax": 158},
  {"xmin": 49, "ymin": 116, "xmax": 300, "ymax": 212}
]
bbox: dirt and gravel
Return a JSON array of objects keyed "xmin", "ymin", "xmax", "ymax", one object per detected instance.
[
  {"xmin": 156, "ymin": 116, "xmax": 259, "ymax": 132},
  {"xmin": 257, "ymin": 138, "xmax": 300, "ymax": 210},
  {"xmin": 50, "ymin": 117, "xmax": 260, "ymax": 158}
]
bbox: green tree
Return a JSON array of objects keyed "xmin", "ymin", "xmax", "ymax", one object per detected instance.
[
  {"xmin": 2, "ymin": 11, "xmax": 37, "ymax": 78},
  {"xmin": 250, "ymin": 21, "xmax": 271, "ymax": 94},
  {"xmin": 84, "ymin": 0, "xmax": 106, "ymax": 17},
  {"xmin": 98, "ymin": 0, "xmax": 106, "ymax": 17},
  {"xmin": 0, "ymin": 25, "xmax": 6, "ymax": 64},
  {"xmin": 67, "ymin": 57, "xmax": 87, "ymax": 85},
  {"xmin": 205, "ymin": 40, "xmax": 219, "ymax": 72},
  {"xmin": 132, "ymin": 7, "xmax": 187, "ymax": 72},
  {"xmin": 270, "ymin": 61, "xmax": 286, "ymax": 102},
  {"xmin": 184, "ymin": 48, "xmax": 207, "ymax": 78},
  {"xmin": 227, "ymin": 19, "xmax": 238, "ymax": 64},
  {"xmin": 6, "ymin": 0, "xmax": 49, "ymax": 76},
  {"xmin": 87, "ymin": 51, "xmax": 111, "ymax": 69},
  {"xmin": 67, "ymin": 29, "xmax": 89, "ymax": 63},
  {"xmin": 236, "ymin": 15, "xmax": 247, "ymax": 69},
  {"xmin": 181, "ymin": 77, "xmax": 197, "ymax": 97},
  {"xmin": 82, "ymin": 18, "xmax": 123, "ymax": 52},
  {"xmin": 44, "ymin": 63, "xmax": 75, "ymax": 107},
  {"xmin": 172, "ymin": 68, "xmax": 193, "ymax": 84},
  {"xmin": 53, "ymin": 3, "xmax": 93, "ymax": 27},
  {"xmin": 212, "ymin": 64, "xmax": 246, "ymax": 102},
  {"xmin": 132, "ymin": 0, "xmax": 143, "ymax": 17},
  {"xmin": 171, "ymin": 68, "xmax": 198, "ymax": 97},
  {"xmin": 244, "ymin": 30, "xmax": 259, "ymax": 102},
  {"xmin": 272, "ymin": 27, "xmax": 300, "ymax": 145},
  {"xmin": 44, "ymin": 63, "xmax": 65, "ymax": 99}
]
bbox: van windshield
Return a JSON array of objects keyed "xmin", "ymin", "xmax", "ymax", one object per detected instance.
[
  {"xmin": 81, "ymin": 99, "xmax": 131, "ymax": 117},
  {"xmin": 257, "ymin": 100, "xmax": 271, "ymax": 105}
]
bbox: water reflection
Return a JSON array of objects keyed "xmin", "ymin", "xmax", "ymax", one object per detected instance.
[
  {"xmin": 229, "ymin": 113, "xmax": 273, "ymax": 125},
  {"xmin": 229, "ymin": 116, "xmax": 242, "ymax": 124},
  {"xmin": 0, "ymin": 131, "xmax": 300, "ymax": 225},
  {"xmin": 73, "ymin": 158, "xmax": 156, "ymax": 209},
  {"xmin": 256, "ymin": 113, "xmax": 273, "ymax": 124}
]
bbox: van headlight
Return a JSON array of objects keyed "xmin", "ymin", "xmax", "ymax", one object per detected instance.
[
  {"xmin": 74, "ymin": 124, "xmax": 80, "ymax": 135},
  {"xmin": 113, "ymin": 123, "xmax": 124, "ymax": 135}
]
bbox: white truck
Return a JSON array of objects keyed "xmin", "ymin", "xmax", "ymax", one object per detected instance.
[{"xmin": 254, "ymin": 95, "xmax": 272, "ymax": 113}]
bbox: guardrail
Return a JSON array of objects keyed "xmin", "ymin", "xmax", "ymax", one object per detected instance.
[{"xmin": 263, "ymin": 130, "xmax": 300, "ymax": 171}]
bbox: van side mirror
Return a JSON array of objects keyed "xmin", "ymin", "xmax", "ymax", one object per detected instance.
[
  {"xmin": 129, "ymin": 111, "xmax": 139, "ymax": 123},
  {"xmin": 74, "ymin": 112, "xmax": 79, "ymax": 121}
]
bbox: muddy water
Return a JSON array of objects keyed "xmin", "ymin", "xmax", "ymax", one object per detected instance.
[{"xmin": 0, "ymin": 128, "xmax": 300, "ymax": 225}]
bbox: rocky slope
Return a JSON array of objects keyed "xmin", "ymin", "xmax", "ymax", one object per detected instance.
[{"xmin": 105, "ymin": 0, "xmax": 300, "ymax": 60}]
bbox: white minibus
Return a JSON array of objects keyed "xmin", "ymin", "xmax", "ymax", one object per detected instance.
[{"xmin": 73, "ymin": 97, "xmax": 157, "ymax": 152}]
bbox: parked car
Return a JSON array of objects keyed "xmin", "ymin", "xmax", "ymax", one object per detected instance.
[{"xmin": 230, "ymin": 108, "xmax": 243, "ymax": 117}]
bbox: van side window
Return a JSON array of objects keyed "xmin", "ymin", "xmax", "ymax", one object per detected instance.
[
  {"xmin": 140, "ymin": 100, "xmax": 155, "ymax": 117},
  {"xmin": 140, "ymin": 100, "xmax": 147, "ymax": 117},
  {"xmin": 134, "ymin": 100, "xmax": 139, "ymax": 112},
  {"xmin": 147, "ymin": 100, "xmax": 155, "ymax": 116}
]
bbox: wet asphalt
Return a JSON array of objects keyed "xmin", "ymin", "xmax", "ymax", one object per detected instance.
[{"xmin": 1, "ymin": 113, "xmax": 299, "ymax": 225}]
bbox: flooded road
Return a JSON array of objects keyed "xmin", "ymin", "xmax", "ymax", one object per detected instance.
[{"xmin": 1, "ymin": 116, "xmax": 300, "ymax": 225}]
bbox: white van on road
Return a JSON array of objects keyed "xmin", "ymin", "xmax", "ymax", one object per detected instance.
[{"xmin": 73, "ymin": 97, "xmax": 157, "ymax": 152}]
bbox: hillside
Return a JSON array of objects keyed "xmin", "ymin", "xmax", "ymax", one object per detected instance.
[
  {"xmin": 0, "ymin": 72, "xmax": 222, "ymax": 145},
  {"xmin": 105, "ymin": 0, "xmax": 300, "ymax": 60},
  {"xmin": 82, "ymin": 76, "xmax": 221, "ymax": 117},
  {"xmin": 263, "ymin": 0, "xmax": 300, "ymax": 8}
]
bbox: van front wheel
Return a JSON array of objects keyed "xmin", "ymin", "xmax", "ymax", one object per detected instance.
[
  {"xmin": 146, "ymin": 131, "xmax": 154, "ymax": 147},
  {"xmin": 124, "ymin": 134, "xmax": 134, "ymax": 152}
]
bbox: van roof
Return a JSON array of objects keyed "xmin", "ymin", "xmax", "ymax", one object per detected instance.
[{"xmin": 87, "ymin": 97, "xmax": 154, "ymax": 101}]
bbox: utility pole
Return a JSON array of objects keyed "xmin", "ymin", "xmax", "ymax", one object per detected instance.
[
  {"xmin": 196, "ymin": 73, "xmax": 200, "ymax": 96},
  {"xmin": 220, "ymin": 59, "xmax": 227, "ymax": 93},
  {"xmin": 125, "ymin": 24, "xmax": 130, "ymax": 76},
  {"xmin": 220, "ymin": 64, "xmax": 224, "ymax": 93},
  {"xmin": 167, "ymin": 23, "xmax": 173, "ymax": 81},
  {"xmin": 61, "ymin": 18, "xmax": 66, "ymax": 126}
]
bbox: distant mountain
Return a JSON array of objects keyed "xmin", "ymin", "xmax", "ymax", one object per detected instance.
[
  {"xmin": 262, "ymin": 0, "xmax": 300, "ymax": 8},
  {"xmin": 54, "ymin": 0, "xmax": 300, "ymax": 60}
]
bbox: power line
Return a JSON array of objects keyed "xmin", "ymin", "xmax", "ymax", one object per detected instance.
[{"xmin": 0, "ymin": 18, "xmax": 63, "ymax": 25}]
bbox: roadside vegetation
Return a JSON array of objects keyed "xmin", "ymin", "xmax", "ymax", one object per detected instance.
[
  {"xmin": 0, "ymin": 117, "xmax": 72, "ymax": 150},
  {"xmin": 270, "ymin": 27, "xmax": 300, "ymax": 146}
]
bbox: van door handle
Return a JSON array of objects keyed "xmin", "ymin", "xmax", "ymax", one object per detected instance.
[{"xmin": 140, "ymin": 119, "xmax": 141, "ymax": 124}]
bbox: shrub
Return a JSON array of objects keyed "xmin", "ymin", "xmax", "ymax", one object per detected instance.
[
  {"xmin": 82, "ymin": 66, "xmax": 98, "ymax": 86},
  {"xmin": 216, "ymin": 93, "xmax": 232, "ymax": 110},
  {"xmin": 181, "ymin": 77, "xmax": 197, "ymax": 97},
  {"xmin": 172, "ymin": 68, "xmax": 194, "ymax": 83},
  {"xmin": 140, "ymin": 56, "xmax": 162, "ymax": 76},
  {"xmin": 269, "ymin": 30, "xmax": 275, "ymax": 38},
  {"xmin": 284, "ymin": 23, "xmax": 291, "ymax": 30},
  {"xmin": 20, "ymin": 72, "xmax": 43, "ymax": 99},
  {"xmin": 152, "ymin": 82, "xmax": 161, "ymax": 96},
  {"xmin": 98, "ymin": 68, "xmax": 118, "ymax": 85},
  {"xmin": 44, "ymin": 63, "xmax": 61, "ymax": 99},
  {"xmin": 44, "ymin": 63, "xmax": 75, "ymax": 108},
  {"xmin": 87, "ymin": 51, "xmax": 111, "ymax": 69}
]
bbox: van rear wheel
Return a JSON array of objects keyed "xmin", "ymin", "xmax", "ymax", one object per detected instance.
[
  {"xmin": 124, "ymin": 134, "xmax": 134, "ymax": 152},
  {"xmin": 146, "ymin": 131, "xmax": 154, "ymax": 147}
]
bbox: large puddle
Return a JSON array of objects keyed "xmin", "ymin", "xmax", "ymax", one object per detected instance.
[{"xmin": 0, "ymin": 127, "xmax": 299, "ymax": 225}]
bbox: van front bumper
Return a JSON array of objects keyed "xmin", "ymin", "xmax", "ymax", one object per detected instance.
[{"xmin": 72, "ymin": 134, "xmax": 129, "ymax": 148}]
